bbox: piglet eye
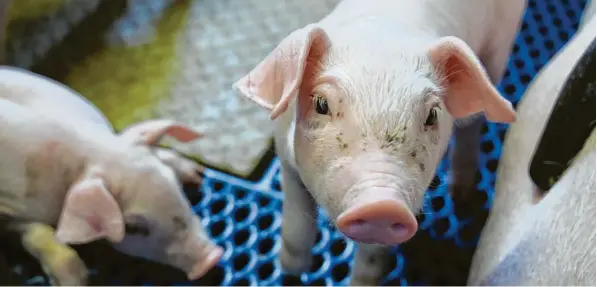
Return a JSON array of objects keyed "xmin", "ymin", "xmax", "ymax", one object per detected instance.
[
  {"xmin": 124, "ymin": 215, "xmax": 151, "ymax": 236},
  {"xmin": 312, "ymin": 95, "xmax": 330, "ymax": 115},
  {"xmin": 425, "ymin": 107, "xmax": 439, "ymax": 127},
  {"xmin": 125, "ymin": 223, "xmax": 150, "ymax": 237}
]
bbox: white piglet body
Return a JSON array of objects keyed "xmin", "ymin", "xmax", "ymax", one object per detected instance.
[
  {"xmin": 0, "ymin": 96, "xmax": 84, "ymax": 223},
  {"xmin": 235, "ymin": 0, "xmax": 525, "ymax": 285},
  {"xmin": 0, "ymin": 66, "xmax": 222, "ymax": 285},
  {"xmin": 0, "ymin": 67, "xmax": 114, "ymax": 222}
]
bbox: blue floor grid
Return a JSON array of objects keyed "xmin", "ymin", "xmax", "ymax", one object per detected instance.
[{"xmin": 1, "ymin": 0, "xmax": 589, "ymax": 285}]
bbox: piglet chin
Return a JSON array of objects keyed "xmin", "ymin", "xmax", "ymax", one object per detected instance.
[
  {"xmin": 186, "ymin": 245, "xmax": 224, "ymax": 281},
  {"xmin": 335, "ymin": 189, "xmax": 418, "ymax": 245}
]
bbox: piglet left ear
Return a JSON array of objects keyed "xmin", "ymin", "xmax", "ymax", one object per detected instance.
[
  {"xmin": 55, "ymin": 171, "xmax": 124, "ymax": 244},
  {"xmin": 427, "ymin": 36, "xmax": 516, "ymax": 123},
  {"xmin": 120, "ymin": 119, "xmax": 204, "ymax": 146}
]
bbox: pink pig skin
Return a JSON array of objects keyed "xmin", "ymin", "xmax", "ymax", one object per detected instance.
[
  {"xmin": 234, "ymin": 0, "xmax": 526, "ymax": 285},
  {"xmin": 0, "ymin": 66, "xmax": 222, "ymax": 284}
]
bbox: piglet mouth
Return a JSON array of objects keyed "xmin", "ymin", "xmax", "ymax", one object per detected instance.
[{"xmin": 186, "ymin": 245, "xmax": 224, "ymax": 281}]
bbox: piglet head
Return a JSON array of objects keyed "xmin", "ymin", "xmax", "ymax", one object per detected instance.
[
  {"xmin": 234, "ymin": 25, "xmax": 515, "ymax": 245},
  {"xmin": 56, "ymin": 120, "xmax": 222, "ymax": 281}
]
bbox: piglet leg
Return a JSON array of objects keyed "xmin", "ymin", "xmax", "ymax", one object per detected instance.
[
  {"xmin": 449, "ymin": 117, "xmax": 484, "ymax": 198},
  {"xmin": 13, "ymin": 222, "xmax": 88, "ymax": 286},
  {"xmin": 349, "ymin": 243, "xmax": 392, "ymax": 286},
  {"xmin": 279, "ymin": 165, "xmax": 318, "ymax": 274}
]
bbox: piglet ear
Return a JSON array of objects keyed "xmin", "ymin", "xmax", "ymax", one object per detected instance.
[
  {"xmin": 120, "ymin": 119, "xmax": 204, "ymax": 146},
  {"xmin": 55, "ymin": 173, "xmax": 124, "ymax": 244},
  {"xmin": 427, "ymin": 36, "xmax": 516, "ymax": 123},
  {"xmin": 232, "ymin": 24, "xmax": 329, "ymax": 120}
]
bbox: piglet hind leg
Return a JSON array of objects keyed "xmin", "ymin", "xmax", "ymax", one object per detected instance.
[
  {"xmin": 349, "ymin": 243, "xmax": 393, "ymax": 286},
  {"xmin": 11, "ymin": 222, "xmax": 88, "ymax": 286},
  {"xmin": 279, "ymin": 165, "xmax": 318, "ymax": 274}
]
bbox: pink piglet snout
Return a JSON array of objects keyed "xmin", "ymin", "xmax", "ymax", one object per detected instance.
[
  {"xmin": 336, "ymin": 196, "xmax": 418, "ymax": 245},
  {"xmin": 186, "ymin": 245, "xmax": 224, "ymax": 281}
]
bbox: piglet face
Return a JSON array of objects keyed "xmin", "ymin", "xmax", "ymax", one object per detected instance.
[
  {"xmin": 113, "ymin": 211, "xmax": 222, "ymax": 281},
  {"xmin": 290, "ymin": 56, "xmax": 453, "ymax": 245},
  {"xmin": 112, "ymin": 150, "xmax": 223, "ymax": 281},
  {"xmin": 234, "ymin": 25, "xmax": 515, "ymax": 245},
  {"xmin": 55, "ymin": 120, "xmax": 221, "ymax": 280}
]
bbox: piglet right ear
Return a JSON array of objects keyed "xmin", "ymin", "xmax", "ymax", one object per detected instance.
[
  {"xmin": 233, "ymin": 24, "xmax": 329, "ymax": 120},
  {"xmin": 55, "ymin": 172, "xmax": 124, "ymax": 244}
]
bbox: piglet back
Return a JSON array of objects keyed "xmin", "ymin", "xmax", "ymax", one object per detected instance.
[{"xmin": 0, "ymin": 66, "xmax": 113, "ymax": 132}]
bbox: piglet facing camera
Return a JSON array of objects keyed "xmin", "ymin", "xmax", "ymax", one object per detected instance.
[
  {"xmin": 234, "ymin": 0, "xmax": 524, "ymax": 285},
  {"xmin": 0, "ymin": 66, "xmax": 222, "ymax": 285}
]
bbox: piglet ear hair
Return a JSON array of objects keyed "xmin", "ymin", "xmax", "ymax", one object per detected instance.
[
  {"xmin": 119, "ymin": 119, "xmax": 204, "ymax": 146},
  {"xmin": 55, "ymin": 169, "xmax": 124, "ymax": 244},
  {"xmin": 427, "ymin": 36, "xmax": 516, "ymax": 123},
  {"xmin": 232, "ymin": 24, "xmax": 330, "ymax": 120}
]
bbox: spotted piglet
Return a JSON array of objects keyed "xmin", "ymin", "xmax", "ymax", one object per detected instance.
[
  {"xmin": 0, "ymin": 66, "xmax": 222, "ymax": 285},
  {"xmin": 233, "ymin": 0, "xmax": 525, "ymax": 285}
]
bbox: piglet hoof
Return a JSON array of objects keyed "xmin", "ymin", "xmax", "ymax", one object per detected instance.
[
  {"xmin": 279, "ymin": 243, "xmax": 312, "ymax": 275},
  {"xmin": 44, "ymin": 249, "xmax": 88, "ymax": 286}
]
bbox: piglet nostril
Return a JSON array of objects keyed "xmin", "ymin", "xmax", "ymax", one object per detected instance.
[
  {"xmin": 391, "ymin": 223, "xmax": 405, "ymax": 231},
  {"xmin": 354, "ymin": 219, "xmax": 366, "ymax": 226},
  {"xmin": 391, "ymin": 223, "xmax": 409, "ymax": 238}
]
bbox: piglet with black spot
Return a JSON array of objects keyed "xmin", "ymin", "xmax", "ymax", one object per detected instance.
[
  {"xmin": 233, "ymin": 0, "xmax": 525, "ymax": 285},
  {"xmin": 0, "ymin": 67, "xmax": 222, "ymax": 285}
]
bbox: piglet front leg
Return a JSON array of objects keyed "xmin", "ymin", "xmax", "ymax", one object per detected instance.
[
  {"xmin": 449, "ymin": 117, "xmax": 485, "ymax": 199},
  {"xmin": 350, "ymin": 244, "xmax": 393, "ymax": 286},
  {"xmin": 279, "ymin": 165, "xmax": 318, "ymax": 274},
  {"xmin": 11, "ymin": 222, "xmax": 88, "ymax": 286}
]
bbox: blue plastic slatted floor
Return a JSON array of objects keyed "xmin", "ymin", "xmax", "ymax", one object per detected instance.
[{"xmin": 10, "ymin": 0, "xmax": 589, "ymax": 285}]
